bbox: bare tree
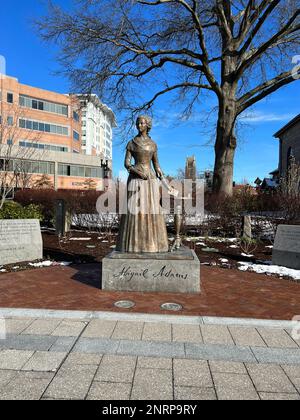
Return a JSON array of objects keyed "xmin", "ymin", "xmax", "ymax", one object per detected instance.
[
  {"xmin": 0, "ymin": 103, "xmax": 42, "ymax": 208},
  {"xmin": 38, "ymin": 0, "xmax": 300, "ymax": 195}
]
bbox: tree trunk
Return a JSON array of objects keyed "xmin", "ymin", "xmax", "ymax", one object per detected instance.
[{"xmin": 213, "ymin": 95, "xmax": 237, "ymax": 196}]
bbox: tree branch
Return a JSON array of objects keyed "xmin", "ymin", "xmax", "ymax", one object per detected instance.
[
  {"xmin": 237, "ymin": 8, "xmax": 300, "ymax": 77},
  {"xmin": 237, "ymin": 71, "xmax": 298, "ymax": 114},
  {"xmin": 136, "ymin": 82, "xmax": 213, "ymax": 111},
  {"xmin": 239, "ymin": 0, "xmax": 281, "ymax": 56}
]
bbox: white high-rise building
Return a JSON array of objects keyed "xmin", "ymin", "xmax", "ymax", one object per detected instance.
[{"xmin": 74, "ymin": 94, "xmax": 117, "ymax": 160}]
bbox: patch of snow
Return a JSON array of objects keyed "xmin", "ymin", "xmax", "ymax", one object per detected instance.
[
  {"xmin": 110, "ymin": 245, "xmax": 116, "ymax": 249},
  {"xmin": 28, "ymin": 261, "xmax": 72, "ymax": 268},
  {"xmin": 229, "ymin": 245, "xmax": 239, "ymax": 249},
  {"xmin": 13, "ymin": 266, "xmax": 20, "ymax": 270},
  {"xmin": 29, "ymin": 261, "xmax": 53, "ymax": 268},
  {"xmin": 241, "ymin": 253, "xmax": 254, "ymax": 258},
  {"xmin": 238, "ymin": 262, "xmax": 300, "ymax": 280},
  {"xmin": 219, "ymin": 258, "xmax": 229, "ymax": 263},
  {"xmin": 265, "ymin": 245, "xmax": 273, "ymax": 249},
  {"xmin": 195, "ymin": 242, "xmax": 206, "ymax": 246},
  {"xmin": 0, "ymin": 269, "xmax": 7, "ymax": 273},
  {"xmin": 69, "ymin": 238, "xmax": 91, "ymax": 241},
  {"xmin": 101, "ymin": 241, "xmax": 109, "ymax": 243}
]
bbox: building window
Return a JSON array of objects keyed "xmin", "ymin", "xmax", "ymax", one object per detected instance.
[
  {"xmin": 19, "ymin": 119, "xmax": 69, "ymax": 136},
  {"xmin": 73, "ymin": 130, "xmax": 80, "ymax": 141},
  {"xmin": 7, "ymin": 116, "xmax": 13, "ymax": 126},
  {"xmin": 287, "ymin": 147, "xmax": 295, "ymax": 169},
  {"xmin": 7, "ymin": 93, "xmax": 13, "ymax": 103},
  {"xmin": 58, "ymin": 164, "xmax": 102, "ymax": 179},
  {"xmin": 19, "ymin": 95, "xmax": 68, "ymax": 116},
  {"xmin": 73, "ymin": 111, "xmax": 80, "ymax": 122},
  {"xmin": 7, "ymin": 139, "xmax": 13, "ymax": 146},
  {"xmin": 19, "ymin": 141, "xmax": 68, "ymax": 153}
]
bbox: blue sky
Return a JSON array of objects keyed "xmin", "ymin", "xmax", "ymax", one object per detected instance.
[{"xmin": 1, "ymin": 0, "xmax": 299, "ymax": 183}]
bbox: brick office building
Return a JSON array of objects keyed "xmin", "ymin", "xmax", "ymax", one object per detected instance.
[{"xmin": 0, "ymin": 75, "xmax": 111, "ymax": 191}]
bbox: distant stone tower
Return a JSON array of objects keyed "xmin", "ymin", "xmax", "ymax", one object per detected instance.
[{"xmin": 185, "ymin": 156, "xmax": 197, "ymax": 181}]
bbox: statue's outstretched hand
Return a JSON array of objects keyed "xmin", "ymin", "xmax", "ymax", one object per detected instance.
[{"xmin": 156, "ymin": 168, "xmax": 163, "ymax": 179}]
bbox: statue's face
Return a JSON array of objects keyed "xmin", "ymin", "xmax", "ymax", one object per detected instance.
[{"xmin": 137, "ymin": 118, "xmax": 148, "ymax": 134}]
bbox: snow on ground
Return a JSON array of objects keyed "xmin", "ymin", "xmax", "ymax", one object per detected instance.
[
  {"xmin": 28, "ymin": 261, "xmax": 72, "ymax": 268},
  {"xmin": 229, "ymin": 245, "xmax": 239, "ymax": 249},
  {"xmin": 238, "ymin": 262, "xmax": 300, "ymax": 280},
  {"xmin": 69, "ymin": 238, "xmax": 91, "ymax": 241},
  {"xmin": 265, "ymin": 245, "xmax": 274, "ymax": 249},
  {"xmin": 241, "ymin": 253, "xmax": 254, "ymax": 258},
  {"xmin": 198, "ymin": 237, "xmax": 238, "ymax": 243},
  {"xmin": 219, "ymin": 258, "xmax": 229, "ymax": 263}
]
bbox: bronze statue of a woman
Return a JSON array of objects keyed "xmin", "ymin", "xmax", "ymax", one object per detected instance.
[{"xmin": 116, "ymin": 115, "xmax": 169, "ymax": 253}]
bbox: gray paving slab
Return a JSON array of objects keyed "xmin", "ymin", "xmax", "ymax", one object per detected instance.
[
  {"xmin": 2, "ymin": 319, "xmax": 34, "ymax": 334},
  {"xmin": 74, "ymin": 338, "xmax": 120, "ymax": 354},
  {"xmin": 259, "ymin": 392, "xmax": 300, "ymax": 400},
  {"xmin": 142, "ymin": 322, "xmax": 172, "ymax": 342},
  {"xmin": 172, "ymin": 324, "xmax": 203, "ymax": 343},
  {"xmin": 202, "ymin": 317, "xmax": 297, "ymax": 329},
  {"xmin": 281, "ymin": 365, "xmax": 300, "ymax": 392},
  {"xmin": 257, "ymin": 328, "xmax": 299, "ymax": 349},
  {"xmin": 0, "ymin": 350, "xmax": 34, "ymax": 370},
  {"xmin": 229, "ymin": 326, "xmax": 267, "ymax": 347},
  {"xmin": 63, "ymin": 352, "xmax": 103, "ymax": 366},
  {"xmin": 251, "ymin": 346, "xmax": 300, "ymax": 365},
  {"xmin": 173, "ymin": 359, "xmax": 213, "ymax": 388},
  {"xmin": 131, "ymin": 368, "xmax": 173, "ymax": 400},
  {"xmin": 201, "ymin": 325, "xmax": 235, "ymax": 345},
  {"xmin": 51, "ymin": 320, "xmax": 87, "ymax": 337},
  {"xmin": 174, "ymin": 386, "xmax": 217, "ymax": 400},
  {"xmin": 185, "ymin": 343, "xmax": 256, "ymax": 363},
  {"xmin": 246, "ymin": 364, "xmax": 296, "ymax": 393},
  {"xmin": 137, "ymin": 357, "xmax": 172, "ymax": 370},
  {"xmin": 212, "ymin": 372, "xmax": 255, "ymax": 390},
  {"xmin": 0, "ymin": 370, "xmax": 18, "ymax": 388},
  {"xmin": 88, "ymin": 382, "xmax": 132, "ymax": 400},
  {"xmin": 216, "ymin": 387, "xmax": 260, "ymax": 400},
  {"xmin": 209, "ymin": 361, "xmax": 247, "ymax": 374},
  {"xmin": 50, "ymin": 337, "xmax": 77, "ymax": 352},
  {"xmin": 43, "ymin": 364, "xmax": 98, "ymax": 400},
  {"xmin": 94, "ymin": 355, "xmax": 136, "ymax": 383},
  {"xmin": 0, "ymin": 334, "xmax": 57, "ymax": 351},
  {"xmin": 118, "ymin": 339, "xmax": 185, "ymax": 358},
  {"xmin": 111, "ymin": 321, "xmax": 144, "ymax": 341},
  {"xmin": 0, "ymin": 371, "xmax": 54, "ymax": 400},
  {"xmin": 21, "ymin": 351, "xmax": 66, "ymax": 372},
  {"xmin": 22, "ymin": 319, "xmax": 62, "ymax": 336},
  {"xmin": 82, "ymin": 320, "xmax": 117, "ymax": 339}
]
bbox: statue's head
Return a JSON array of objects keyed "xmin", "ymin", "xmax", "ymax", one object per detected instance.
[{"xmin": 136, "ymin": 115, "xmax": 152, "ymax": 134}]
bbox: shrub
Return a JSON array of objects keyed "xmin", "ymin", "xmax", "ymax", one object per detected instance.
[
  {"xmin": 14, "ymin": 189, "xmax": 106, "ymax": 226},
  {"xmin": 0, "ymin": 201, "xmax": 43, "ymax": 220}
]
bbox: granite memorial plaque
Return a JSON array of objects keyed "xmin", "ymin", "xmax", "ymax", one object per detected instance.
[
  {"xmin": 102, "ymin": 248, "xmax": 200, "ymax": 293},
  {"xmin": 272, "ymin": 225, "xmax": 300, "ymax": 270},
  {"xmin": 0, "ymin": 219, "xmax": 43, "ymax": 265}
]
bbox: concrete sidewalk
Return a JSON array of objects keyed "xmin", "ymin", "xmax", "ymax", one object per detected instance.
[{"xmin": 0, "ymin": 309, "xmax": 300, "ymax": 400}]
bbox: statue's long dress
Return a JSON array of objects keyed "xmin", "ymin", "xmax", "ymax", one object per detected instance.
[{"xmin": 116, "ymin": 137, "xmax": 169, "ymax": 253}]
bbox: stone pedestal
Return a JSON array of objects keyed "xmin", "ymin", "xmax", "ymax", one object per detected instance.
[
  {"xmin": 272, "ymin": 225, "xmax": 300, "ymax": 269},
  {"xmin": 102, "ymin": 247, "xmax": 200, "ymax": 293},
  {"xmin": 0, "ymin": 219, "xmax": 43, "ymax": 265}
]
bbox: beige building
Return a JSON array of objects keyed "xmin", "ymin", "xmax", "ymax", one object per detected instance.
[{"xmin": 0, "ymin": 75, "xmax": 109, "ymax": 191}]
